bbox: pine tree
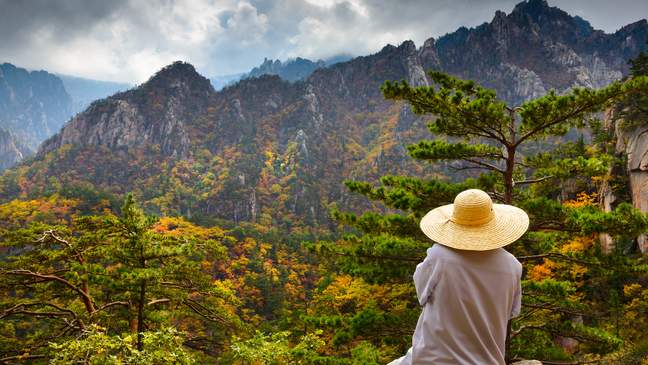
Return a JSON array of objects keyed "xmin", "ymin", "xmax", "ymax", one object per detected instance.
[
  {"xmin": 309, "ymin": 71, "xmax": 648, "ymax": 361},
  {"xmin": 0, "ymin": 194, "xmax": 240, "ymax": 362}
]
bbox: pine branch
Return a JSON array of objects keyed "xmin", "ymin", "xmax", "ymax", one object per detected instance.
[{"xmin": 2, "ymin": 270, "xmax": 96, "ymax": 313}]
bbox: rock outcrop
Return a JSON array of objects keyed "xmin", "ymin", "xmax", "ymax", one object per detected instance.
[
  {"xmin": 0, "ymin": 63, "xmax": 72, "ymax": 149},
  {"xmin": 608, "ymin": 109, "xmax": 648, "ymax": 253},
  {"xmin": 39, "ymin": 62, "xmax": 213, "ymax": 158},
  {"xmin": 434, "ymin": 0, "xmax": 646, "ymax": 105},
  {"xmin": 247, "ymin": 57, "xmax": 326, "ymax": 82},
  {"xmin": 0, "ymin": 128, "xmax": 32, "ymax": 171}
]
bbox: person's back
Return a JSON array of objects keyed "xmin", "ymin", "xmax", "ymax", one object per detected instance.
[
  {"xmin": 389, "ymin": 189, "xmax": 528, "ymax": 365},
  {"xmin": 404, "ymin": 244, "xmax": 522, "ymax": 364}
]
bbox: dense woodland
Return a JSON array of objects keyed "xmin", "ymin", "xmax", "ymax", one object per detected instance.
[{"xmin": 1, "ymin": 49, "xmax": 648, "ymax": 365}]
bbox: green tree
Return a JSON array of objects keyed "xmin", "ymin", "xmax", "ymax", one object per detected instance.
[
  {"xmin": 0, "ymin": 194, "xmax": 240, "ymax": 362},
  {"xmin": 48, "ymin": 325, "xmax": 195, "ymax": 365},
  {"xmin": 310, "ymin": 71, "xmax": 648, "ymax": 362}
]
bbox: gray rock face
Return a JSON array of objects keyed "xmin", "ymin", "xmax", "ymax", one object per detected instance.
[
  {"xmin": 0, "ymin": 128, "xmax": 32, "ymax": 171},
  {"xmin": 0, "ymin": 63, "xmax": 72, "ymax": 149},
  {"xmin": 498, "ymin": 63, "xmax": 547, "ymax": 102},
  {"xmin": 39, "ymin": 61, "xmax": 211, "ymax": 158},
  {"xmin": 433, "ymin": 0, "xmax": 647, "ymax": 105},
  {"xmin": 400, "ymin": 40, "xmax": 429, "ymax": 87},
  {"xmin": 615, "ymin": 118, "xmax": 648, "ymax": 253},
  {"xmin": 601, "ymin": 107, "xmax": 648, "ymax": 253}
]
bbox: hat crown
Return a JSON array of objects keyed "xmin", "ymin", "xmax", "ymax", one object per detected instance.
[{"xmin": 451, "ymin": 189, "xmax": 494, "ymax": 226}]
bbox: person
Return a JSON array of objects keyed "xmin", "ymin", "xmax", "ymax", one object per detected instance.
[{"xmin": 389, "ymin": 189, "xmax": 528, "ymax": 365}]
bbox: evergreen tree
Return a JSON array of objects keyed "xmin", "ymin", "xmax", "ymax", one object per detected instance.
[
  {"xmin": 309, "ymin": 71, "xmax": 648, "ymax": 362},
  {"xmin": 0, "ymin": 194, "xmax": 240, "ymax": 362}
]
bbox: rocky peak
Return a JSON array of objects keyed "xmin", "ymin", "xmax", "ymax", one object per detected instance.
[
  {"xmin": 140, "ymin": 61, "xmax": 214, "ymax": 98},
  {"xmin": 512, "ymin": 0, "xmax": 551, "ymax": 17},
  {"xmin": 511, "ymin": 0, "xmax": 568, "ymax": 22},
  {"xmin": 509, "ymin": 0, "xmax": 594, "ymax": 41},
  {"xmin": 246, "ymin": 57, "xmax": 326, "ymax": 82},
  {"xmin": 38, "ymin": 61, "xmax": 216, "ymax": 158},
  {"xmin": 419, "ymin": 37, "xmax": 441, "ymax": 71}
]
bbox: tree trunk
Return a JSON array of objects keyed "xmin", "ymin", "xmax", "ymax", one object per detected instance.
[
  {"xmin": 137, "ymin": 279, "xmax": 146, "ymax": 351},
  {"xmin": 503, "ymin": 146, "xmax": 516, "ymax": 204}
]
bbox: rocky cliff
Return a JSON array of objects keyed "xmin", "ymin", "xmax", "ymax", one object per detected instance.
[
  {"xmin": 40, "ymin": 62, "xmax": 213, "ymax": 158},
  {"xmin": 3, "ymin": 0, "xmax": 647, "ymax": 227},
  {"xmin": 0, "ymin": 128, "xmax": 31, "ymax": 171},
  {"xmin": 0, "ymin": 63, "xmax": 72, "ymax": 150},
  {"xmin": 433, "ymin": 0, "xmax": 647, "ymax": 105},
  {"xmin": 603, "ymin": 107, "xmax": 648, "ymax": 253}
]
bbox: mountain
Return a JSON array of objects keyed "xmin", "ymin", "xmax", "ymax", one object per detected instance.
[
  {"xmin": 58, "ymin": 74, "xmax": 131, "ymax": 115},
  {"xmin": 247, "ymin": 57, "xmax": 326, "ymax": 82},
  {"xmin": 210, "ymin": 55, "xmax": 352, "ymax": 90},
  {"xmin": 210, "ymin": 73, "xmax": 246, "ymax": 91},
  {"xmin": 0, "ymin": 128, "xmax": 31, "ymax": 171},
  {"xmin": 0, "ymin": 63, "xmax": 72, "ymax": 150},
  {"xmin": 246, "ymin": 55, "xmax": 352, "ymax": 82},
  {"xmin": 433, "ymin": 0, "xmax": 647, "ymax": 104},
  {"xmin": 2, "ymin": 0, "xmax": 647, "ymax": 228},
  {"xmin": 41, "ymin": 62, "xmax": 213, "ymax": 158}
]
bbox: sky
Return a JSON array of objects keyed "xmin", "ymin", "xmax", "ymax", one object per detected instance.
[{"xmin": 1, "ymin": 0, "xmax": 647, "ymax": 83}]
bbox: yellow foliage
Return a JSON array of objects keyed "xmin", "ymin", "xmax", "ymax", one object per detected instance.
[
  {"xmin": 569, "ymin": 264, "xmax": 588, "ymax": 283},
  {"xmin": 153, "ymin": 216, "xmax": 225, "ymax": 237},
  {"xmin": 563, "ymin": 192, "xmax": 597, "ymax": 208},
  {"xmin": 560, "ymin": 236, "xmax": 594, "ymax": 253},
  {"xmin": 624, "ymin": 283, "xmax": 643, "ymax": 297}
]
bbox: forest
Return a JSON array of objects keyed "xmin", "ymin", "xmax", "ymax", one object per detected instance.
[{"xmin": 1, "ymin": 50, "xmax": 648, "ymax": 365}]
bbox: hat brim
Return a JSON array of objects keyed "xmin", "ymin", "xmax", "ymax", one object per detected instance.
[{"xmin": 420, "ymin": 203, "xmax": 529, "ymax": 251}]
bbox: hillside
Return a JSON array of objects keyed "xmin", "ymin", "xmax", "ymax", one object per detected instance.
[
  {"xmin": 2, "ymin": 0, "xmax": 647, "ymax": 229},
  {"xmin": 0, "ymin": 64, "xmax": 130, "ymax": 171}
]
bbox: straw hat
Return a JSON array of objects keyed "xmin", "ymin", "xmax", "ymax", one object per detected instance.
[{"xmin": 420, "ymin": 189, "xmax": 529, "ymax": 251}]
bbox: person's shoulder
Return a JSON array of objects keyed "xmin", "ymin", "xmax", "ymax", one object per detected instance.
[
  {"xmin": 428, "ymin": 243, "xmax": 452, "ymax": 257},
  {"xmin": 499, "ymin": 248, "xmax": 523, "ymax": 272},
  {"xmin": 422, "ymin": 244, "xmax": 451, "ymax": 263}
]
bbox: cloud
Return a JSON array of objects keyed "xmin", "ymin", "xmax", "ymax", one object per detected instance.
[
  {"xmin": 0, "ymin": 0, "xmax": 646, "ymax": 83},
  {"xmin": 225, "ymin": 1, "xmax": 269, "ymax": 45}
]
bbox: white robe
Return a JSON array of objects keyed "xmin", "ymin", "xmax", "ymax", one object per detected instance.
[{"xmin": 389, "ymin": 244, "xmax": 522, "ymax": 365}]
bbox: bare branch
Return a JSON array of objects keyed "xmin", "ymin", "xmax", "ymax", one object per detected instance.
[
  {"xmin": 516, "ymin": 253, "xmax": 600, "ymax": 267},
  {"xmin": 94, "ymin": 301, "xmax": 130, "ymax": 314},
  {"xmin": 513, "ymin": 175, "xmax": 554, "ymax": 186},
  {"xmin": 0, "ymin": 354, "xmax": 48, "ymax": 362},
  {"xmin": 463, "ymin": 158, "xmax": 505, "ymax": 173},
  {"xmin": 147, "ymin": 298, "xmax": 171, "ymax": 306}
]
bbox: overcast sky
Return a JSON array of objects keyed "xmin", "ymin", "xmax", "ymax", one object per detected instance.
[{"xmin": 1, "ymin": 0, "xmax": 646, "ymax": 83}]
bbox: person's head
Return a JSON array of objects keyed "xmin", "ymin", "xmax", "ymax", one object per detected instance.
[{"xmin": 419, "ymin": 189, "xmax": 529, "ymax": 251}]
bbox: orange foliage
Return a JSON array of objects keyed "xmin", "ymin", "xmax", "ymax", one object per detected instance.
[{"xmin": 529, "ymin": 259, "xmax": 557, "ymax": 281}]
